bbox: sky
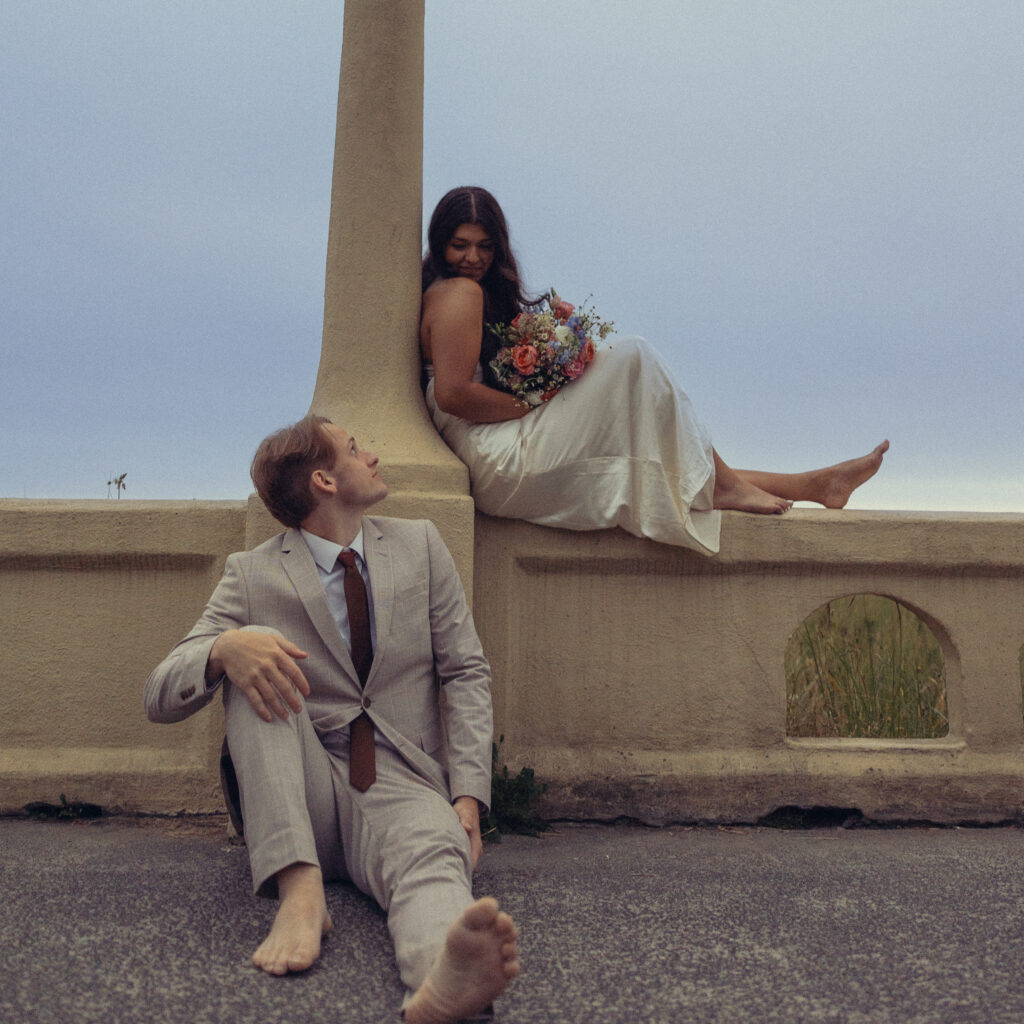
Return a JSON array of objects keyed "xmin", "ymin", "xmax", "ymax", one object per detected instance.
[{"xmin": 2, "ymin": 1, "xmax": 1022, "ymax": 511}]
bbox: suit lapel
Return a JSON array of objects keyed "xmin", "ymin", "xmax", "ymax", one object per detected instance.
[
  {"xmin": 279, "ymin": 528, "xmax": 359, "ymax": 684},
  {"xmin": 362, "ymin": 516, "xmax": 393, "ymax": 688}
]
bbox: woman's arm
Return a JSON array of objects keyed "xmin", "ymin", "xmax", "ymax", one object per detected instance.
[{"xmin": 421, "ymin": 277, "xmax": 531, "ymax": 423}]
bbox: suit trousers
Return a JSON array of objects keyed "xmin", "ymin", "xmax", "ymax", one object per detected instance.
[{"xmin": 223, "ymin": 681, "xmax": 476, "ymax": 993}]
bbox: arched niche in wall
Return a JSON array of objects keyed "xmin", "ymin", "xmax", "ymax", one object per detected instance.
[{"xmin": 785, "ymin": 594, "xmax": 948, "ymax": 739}]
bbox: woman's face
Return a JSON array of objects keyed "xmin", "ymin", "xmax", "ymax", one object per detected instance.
[{"xmin": 444, "ymin": 223, "xmax": 494, "ymax": 282}]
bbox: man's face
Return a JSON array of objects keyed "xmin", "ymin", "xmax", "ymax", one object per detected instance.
[{"xmin": 320, "ymin": 423, "xmax": 388, "ymax": 511}]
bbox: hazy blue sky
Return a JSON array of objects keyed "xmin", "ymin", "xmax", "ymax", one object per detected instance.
[{"xmin": 3, "ymin": 1, "xmax": 1022, "ymax": 510}]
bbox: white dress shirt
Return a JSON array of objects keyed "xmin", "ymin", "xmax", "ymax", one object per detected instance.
[
  {"xmin": 300, "ymin": 527, "xmax": 377, "ymax": 651},
  {"xmin": 300, "ymin": 527, "xmax": 389, "ymax": 753}
]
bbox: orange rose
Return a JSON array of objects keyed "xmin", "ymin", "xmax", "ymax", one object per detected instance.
[{"xmin": 512, "ymin": 344, "xmax": 538, "ymax": 375}]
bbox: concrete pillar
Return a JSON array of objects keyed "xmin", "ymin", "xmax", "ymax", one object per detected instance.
[{"xmin": 248, "ymin": 0, "xmax": 475, "ymax": 580}]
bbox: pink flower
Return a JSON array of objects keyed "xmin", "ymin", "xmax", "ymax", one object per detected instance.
[
  {"xmin": 581, "ymin": 338, "xmax": 595, "ymax": 362},
  {"xmin": 553, "ymin": 300, "xmax": 575, "ymax": 320},
  {"xmin": 512, "ymin": 344, "xmax": 538, "ymax": 375},
  {"xmin": 564, "ymin": 355, "xmax": 586, "ymax": 379}
]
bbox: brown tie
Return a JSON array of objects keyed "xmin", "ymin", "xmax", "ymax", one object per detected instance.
[{"xmin": 340, "ymin": 549, "xmax": 375, "ymax": 791}]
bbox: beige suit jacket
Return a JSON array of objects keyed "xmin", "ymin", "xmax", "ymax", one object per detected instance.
[{"xmin": 144, "ymin": 516, "xmax": 492, "ymax": 809}]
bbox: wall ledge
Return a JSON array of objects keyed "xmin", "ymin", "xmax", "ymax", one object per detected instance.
[{"xmin": 2, "ymin": 501, "xmax": 1022, "ymax": 821}]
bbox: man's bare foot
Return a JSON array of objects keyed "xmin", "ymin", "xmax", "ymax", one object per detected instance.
[
  {"xmin": 403, "ymin": 897, "xmax": 520, "ymax": 1024},
  {"xmin": 816, "ymin": 440, "xmax": 889, "ymax": 509},
  {"xmin": 252, "ymin": 863, "xmax": 333, "ymax": 976},
  {"xmin": 714, "ymin": 475, "xmax": 793, "ymax": 515}
]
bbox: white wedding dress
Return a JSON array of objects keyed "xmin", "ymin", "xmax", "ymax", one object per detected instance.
[{"xmin": 424, "ymin": 335, "xmax": 721, "ymax": 554}]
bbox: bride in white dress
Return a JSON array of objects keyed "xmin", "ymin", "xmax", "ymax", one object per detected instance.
[{"xmin": 420, "ymin": 186, "xmax": 887, "ymax": 555}]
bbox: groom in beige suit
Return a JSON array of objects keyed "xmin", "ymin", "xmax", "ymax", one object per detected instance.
[{"xmin": 145, "ymin": 415, "xmax": 519, "ymax": 1023}]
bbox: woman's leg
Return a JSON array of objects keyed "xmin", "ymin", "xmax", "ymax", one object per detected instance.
[
  {"xmin": 733, "ymin": 440, "xmax": 889, "ymax": 508},
  {"xmin": 712, "ymin": 451, "xmax": 793, "ymax": 514}
]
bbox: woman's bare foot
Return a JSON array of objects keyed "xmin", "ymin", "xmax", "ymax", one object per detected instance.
[
  {"xmin": 815, "ymin": 440, "xmax": 890, "ymax": 509},
  {"xmin": 252, "ymin": 863, "xmax": 333, "ymax": 976},
  {"xmin": 714, "ymin": 474, "xmax": 793, "ymax": 515},
  {"xmin": 403, "ymin": 897, "xmax": 520, "ymax": 1024}
]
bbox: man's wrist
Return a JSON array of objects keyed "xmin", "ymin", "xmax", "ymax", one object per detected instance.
[
  {"xmin": 205, "ymin": 632, "xmax": 232, "ymax": 685},
  {"xmin": 453, "ymin": 795, "xmax": 484, "ymax": 815}
]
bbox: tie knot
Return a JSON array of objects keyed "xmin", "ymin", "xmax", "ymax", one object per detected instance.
[{"xmin": 340, "ymin": 549, "xmax": 357, "ymax": 569}]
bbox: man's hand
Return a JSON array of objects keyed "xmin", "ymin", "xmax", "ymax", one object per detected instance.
[
  {"xmin": 453, "ymin": 795, "xmax": 484, "ymax": 868},
  {"xmin": 207, "ymin": 629, "xmax": 310, "ymax": 722}
]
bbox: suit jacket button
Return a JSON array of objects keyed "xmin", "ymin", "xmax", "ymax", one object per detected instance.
[{"xmin": 362, "ymin": 697, "xmax": 371, "ymax": 709}]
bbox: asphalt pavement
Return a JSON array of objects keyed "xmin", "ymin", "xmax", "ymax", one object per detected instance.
[{"xmin": 2, "ymin": 816, "xmax": 1023, "ymax": 1024}]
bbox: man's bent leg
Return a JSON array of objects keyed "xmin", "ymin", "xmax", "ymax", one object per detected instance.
[
  {"xmin": 224, "ymin": 679, "xmax": 344, "ymax": 974},
  {"xmin": 224, "ymin": 676, "xmax": 344, "ymax": 893},
  {"xmin": 251, "ymin": 861, "xmax": 332, "ymax": 976}
]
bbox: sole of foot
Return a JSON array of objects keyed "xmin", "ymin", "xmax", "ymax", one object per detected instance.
[{"xmin": 404, "ymin": 898, "xmax": 519, "ymax": 1024}]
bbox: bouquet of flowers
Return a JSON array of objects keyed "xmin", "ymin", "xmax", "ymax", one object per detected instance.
[{"xmin": 488, "ymin": 290, "xmax": 615, "ymax": 407}]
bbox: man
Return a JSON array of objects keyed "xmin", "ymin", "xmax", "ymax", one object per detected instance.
[{"xmin": 144, "ymin": 415, "xmax": 519, "ymax": 1023}]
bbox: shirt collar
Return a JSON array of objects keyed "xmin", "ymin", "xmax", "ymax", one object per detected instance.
[{"xmin": 300, "ymin": 526, "xmax": 365, "ymax": 573}]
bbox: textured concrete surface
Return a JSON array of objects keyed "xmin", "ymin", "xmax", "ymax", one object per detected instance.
[
  {"xmin": 2, "ymin": 817, "xmax": 1023, "ymax": 1024},
  {"xmin": 7, "ymin": 502, "xmax": 1024, "ymax": 823}
]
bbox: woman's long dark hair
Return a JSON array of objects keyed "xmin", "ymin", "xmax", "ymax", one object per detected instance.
[{"xmin": 422, "ymin": 187, "xmax": 536, "ymax": 380}]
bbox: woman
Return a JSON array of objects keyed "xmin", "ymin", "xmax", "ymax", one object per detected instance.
[{"xmin": 421, "ymin": 186, "xmax": 887, "ymax": 555}]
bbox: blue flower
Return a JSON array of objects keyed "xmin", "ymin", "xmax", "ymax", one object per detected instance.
[{"xmin": 567, "ymin": 316, "xmax": 587, "ymax": 340}]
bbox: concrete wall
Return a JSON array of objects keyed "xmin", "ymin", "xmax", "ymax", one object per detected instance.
[
  {"xmin": 476, "ymin": 511, "xmax": 1024, "ymax": 824},
  {"xmin": 1, "ymin": 500, "xmax": 245, "ymax": 814},
  {"xmin": 3, "ymin": 499, "xmax": 1021, "ymax": 823}
]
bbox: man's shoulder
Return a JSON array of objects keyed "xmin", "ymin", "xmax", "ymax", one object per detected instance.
[
  {"xmin": 364, "ymin": 515, "xmax": 434, "ymax": 540},
  {"xmin": 364, "ymin": 516, "xmax": 450, "ymax": 561},
  {"xmin": 229, "ymin": 529, "xmax": 294, "ymax": 564}
]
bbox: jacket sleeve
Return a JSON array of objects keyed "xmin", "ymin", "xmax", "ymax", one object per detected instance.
[
  {"xmin": 424, "ymin": 521, "xmax": 494, "ymax": 811},
  {"xmin": 143, "ymin": 553, "xmax": 252, "ymax": 723}
]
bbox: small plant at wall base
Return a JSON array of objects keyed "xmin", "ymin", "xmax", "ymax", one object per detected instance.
[
  {"xmin": 785, "ymin": 595, "xmax": 948, "ymax": 739},
  {"xmin": 483, "ymin": 736, "xmax": 549, "ymax": 841},
  {"xmin": 23, "ymin": 794, "xmax": 104, "ymax": 820},
  {"xmin": 107, "ymin": 472, "xmax": 127, "ymax": 498}
]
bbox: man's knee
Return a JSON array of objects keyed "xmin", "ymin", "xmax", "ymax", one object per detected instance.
[{"xmin": 400, "ymin": 800, "xmax": 474, "ymax": 875}]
